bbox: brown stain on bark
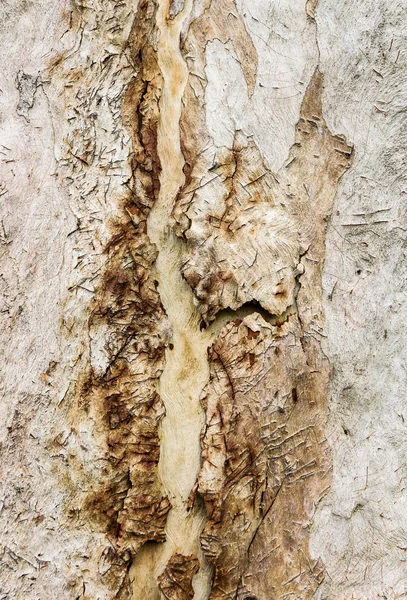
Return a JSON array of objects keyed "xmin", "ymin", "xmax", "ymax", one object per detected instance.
[
  {"xmin": 47, "ymin": 1, "xmax": 172, "ymax": 597},
  {"xmin": 158, "ymin": 553, "xmax": 200, "ymax": 599},
  {"xmin": 79, "ymin": 210, "xmax": 171, "ymax": 550},
  {"xmin": 77, "ymin": 0, "xmax": 171, "ymax": 569},
  {"xmin": 122, "ymin": 0, "xmax": 163, "ymax": 211},
  {"xmin": 78, "ymin": 0, "xmax": 170, "ymax": 547},
  {"xmin": 198, "ymin": 315, "xmax": 328, "ymax": 599}
]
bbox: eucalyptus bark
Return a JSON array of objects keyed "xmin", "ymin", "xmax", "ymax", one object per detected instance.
[{"xmin": 1, "ymin": 1, "xmax": 406, "ymax": 599}]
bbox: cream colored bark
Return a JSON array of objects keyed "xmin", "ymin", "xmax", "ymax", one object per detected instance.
[{"xmin": 0, "ymin": 1, "xmax": 406, "ymax": 599}]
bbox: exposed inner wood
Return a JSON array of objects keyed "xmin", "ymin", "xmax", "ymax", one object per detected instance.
[{"xmin": 131, "ymin": 1, "xmax": 213, "ymax": 597}]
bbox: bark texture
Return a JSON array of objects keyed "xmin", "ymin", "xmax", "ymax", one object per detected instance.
[
  {"xmin": 158, "ymin": 553, "xmax": 199, "ymax": 599},
  {"xmin": 1, "ymin": 1, "xmax": 407, "ymax": 599}
]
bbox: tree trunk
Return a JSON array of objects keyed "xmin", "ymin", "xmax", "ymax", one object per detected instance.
[{"xmin": 1, "ymin": 1, "xmax": 406, "ymax": 599}]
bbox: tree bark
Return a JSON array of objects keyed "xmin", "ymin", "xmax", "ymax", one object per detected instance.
[{"xmin": 1, "ymin": 1, "xmax": 406, "ymax": 599}]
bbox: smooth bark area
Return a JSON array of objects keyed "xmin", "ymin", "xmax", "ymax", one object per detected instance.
[{"xmin": 0, "ymin": 1, "xmax": 406, "ymax": 599}]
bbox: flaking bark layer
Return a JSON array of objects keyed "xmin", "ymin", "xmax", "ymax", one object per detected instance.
[
  {"xmin": 174, "ymin": 22, "xmax": 353, "ymax": 593},
  {"xmin": 46, "ymin": 1, "xmax": 170, "ymax": 596}
]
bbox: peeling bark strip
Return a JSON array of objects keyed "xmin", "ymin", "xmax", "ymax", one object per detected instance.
[
  {"xmin": 174, "ymin": 24, "xmax": 353, "ymax": 592},
  {"xmin": 130, "ymin": 1, "xmax": 213, "ymax": 596},
  {"xmin": 80, "ymin": 1, "xmax": 171, "ymax": 557}
]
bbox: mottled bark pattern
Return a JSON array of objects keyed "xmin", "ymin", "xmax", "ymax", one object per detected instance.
[
  {"xmin": 48, "ymin": 0, "xmax": 170, "ymax": 595},
  {"xmin": 158, "ymin": 553, "xmax": 200, "ymax": 599},
  {"xmin": 189, "ymin": 73, "xmax": 353, "ymax": 597},
  {"xmin": 79, "ymin": 218, "xmax": 170, "ymax": 550},
  {"xmin": 3, "ymin": 0, "xmax": 404, "ymax": 599},
  {"xmin": 199, "ymin": 314, "xmax": 328, "ymax": 598},
  {"xmin": 77, "ymin": 0, "xmax": 171, "ymax": 555}
]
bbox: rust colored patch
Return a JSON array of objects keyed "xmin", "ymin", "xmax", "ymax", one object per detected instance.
[
  {"xmin": 122, "ymin": 0, "xmax": 163, "ymax": 213},
  {"xmin": 69, "ymin": 213, "xmax": 172, "ymax": 562},
  {"xmin": 73, "ymin": 0, "xmax": 170, "ymax": 553},
  {"xmin": 76, "ymin": 0, "xmax": 170, "ymax": 558},
  {"xmin": 157, "ymin": 553, "xmax": 200, "ymax": 600},
  {"xmin": 79, "ymin": 217, "xmax": 171, "ymax": 549}
]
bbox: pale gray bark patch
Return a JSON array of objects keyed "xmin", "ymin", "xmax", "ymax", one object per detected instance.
[
  {"xmin": 310, "ymin": 1, "xmax": 407, "ymax": 598},
  {"xmin": 16, "ymin": 71, "xmax": 39, "ymax": 121}
]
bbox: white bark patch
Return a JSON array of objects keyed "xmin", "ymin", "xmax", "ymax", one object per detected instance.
[
  {"xmin": 234, "ymin": 0, "xmax": 319, "ymax": 170},
  {"xmin": 310, "ymin": 1, "xmax": 407, "ymax": 598},
  {"xmin": 205, "ymin": 40, "xmax": 249, "ymax": 148}
]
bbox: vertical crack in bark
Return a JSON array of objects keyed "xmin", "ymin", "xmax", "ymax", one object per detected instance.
[{"xmin": 130, "ymin": 1, "xmax": 213, "ymax": 597}]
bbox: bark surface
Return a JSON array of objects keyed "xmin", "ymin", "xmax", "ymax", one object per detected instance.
[{"xmin": 0, "ymin": 1, "xmax": 406, "ymax": 599}]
